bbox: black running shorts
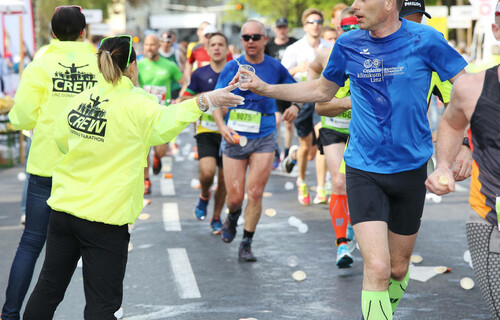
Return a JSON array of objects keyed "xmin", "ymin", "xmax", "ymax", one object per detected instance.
[
  {"xmin": 195, "ymin": 132, "xmax": 222, "ymax": 167},
  {"xmin": 346, "ymin": 163, "xmax": 427, "ymax": 235},
  {"xmin": 318, "ymin": 127, "xmax": 349, "ymax": 155}
]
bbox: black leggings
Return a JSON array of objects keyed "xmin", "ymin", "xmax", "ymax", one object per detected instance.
[
  {"xmin": 24, "ymin": 210, "xmax": 129, "ymax": 320},
  {"xmin": 467, "ymin": 211, "xmax": 500, "ymax": 320}
]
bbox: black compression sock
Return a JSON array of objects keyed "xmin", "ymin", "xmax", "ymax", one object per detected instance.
[
  {"xmin": 228, "ymin": 209, "xmax": 241, "ymax": 222},
  {"xmin": 243, "ymin": 229, "xmax": 254, "ymax": 240}
]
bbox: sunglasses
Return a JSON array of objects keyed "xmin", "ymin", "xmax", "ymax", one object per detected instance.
[
  {"xmin": 306, "ymin": 19, "xmax": 323, "ymax": 25},
  {"xmin": 341, "ymin": 24, "xmax": 360, "ymax": 32},
  {"xmin": 100, "ymin": 35, "xmax": 133, "ymax": 68},
  {"xmin": 241, "ymin": 34, "xmax": 264, "ymax": 42},
  {"xmin": 54, "ymin": 5, "xmax": 83, "ymax": 13}
]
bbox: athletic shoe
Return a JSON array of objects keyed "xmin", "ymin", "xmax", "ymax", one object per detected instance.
[
  {"xmin": 152, "ymin": 155, "xmax": 162, "ymax": 175},
  {"xmin": 221, "ymin": 212, "xmax": 240, "ymax": 243},
  {"xmin": 347, "ymin": 224, "xmax": 354, "ymax": 241},
  {"xmin": 272, "ymin": 155, "xmax": 281, "ymax": 171},
  {"xmin": 194, "ymin": 193, "xmax": 210, "ymax": 221},
  {"xmin": 346, "ymin": 224, "xmax": 356, "ymax": 253},
  {"xmin": 298, "ymin": 182, "xmax": 310, "ymax": 206},
  {"xmin": 336, "ymin": 243, "xmax": 353, "ymax": 268},
  {"xmin": 239, "ymin": 239, "xmax": 257, "ymax": 262},
  {"xmin": 283, "ymin": 145, "xmax": 299, "ymax": 173},
  {"xmin": 210, "ymin": 218, "xmax": 222, "ymax": 235},
  {"xmin": 144, "ymin": 178, "xmax": 151, "ymax": 195},
  {"xmin": 313, "ymin": 187, "xmax": 328, "ymax": 204}
]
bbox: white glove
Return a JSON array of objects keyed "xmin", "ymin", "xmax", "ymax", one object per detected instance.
[{"xmin": 203, "ymin": 83, "xmax": 245, "ymax": 108}]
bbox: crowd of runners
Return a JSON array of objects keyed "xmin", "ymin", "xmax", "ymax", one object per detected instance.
[{"xmin": 2, "ymin": 0, "xmax": 500, "ymax": 319}]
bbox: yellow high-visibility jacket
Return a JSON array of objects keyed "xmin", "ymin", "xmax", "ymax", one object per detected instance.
[
  {"xmin": 8, "ymin": 41, "xmax": 99, "ymax": 177},
  {"xmin": 47, "ymin": 74, "xmax": 203, "ymax": 225}
]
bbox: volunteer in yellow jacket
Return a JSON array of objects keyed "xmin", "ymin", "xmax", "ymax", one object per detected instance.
[
  {"xmin": 2, "ymin": 6, "xmax": 99, "ymax": 320},
  {"xmin": 22, "ymin": 36, "xmax": 243, "ymax": 320}
]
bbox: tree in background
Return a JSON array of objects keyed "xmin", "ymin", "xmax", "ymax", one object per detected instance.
[
  {"xmin": 33, "ymin": 0, "xmax": 116, "ymax": 48},
  {"xmin": 226, "ymin": 0, "xmax": 346, "ymax": 29}
]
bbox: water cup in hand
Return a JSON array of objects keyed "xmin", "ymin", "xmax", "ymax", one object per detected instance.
[{"xmin": 238, "ymin": 65, "xmax": 255, "ymax": 91}]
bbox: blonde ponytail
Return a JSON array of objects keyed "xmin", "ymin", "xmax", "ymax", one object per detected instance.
[{"xmin": 97, "ymin": 49, "xmax": 122, "ymax": 84}]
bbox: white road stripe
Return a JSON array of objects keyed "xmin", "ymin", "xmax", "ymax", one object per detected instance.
[
  {"xmin": 161, "ymin": 156, "xmax": 173, "ymax": 173},
  {"xmin": 160, "ymin": 176, "xmax": 175, "ymax": 196},
  {"xmin": 167, "ymin": 248, "xmax": 201, "ymax": 299},
  {"xmin": 163, "ymin": 203, "xmax": 181, "ymax": 231}
]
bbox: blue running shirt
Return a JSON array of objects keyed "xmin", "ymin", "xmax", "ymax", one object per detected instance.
[
  {"xmin": 216, "ymin": 55, "xmax": 295, "ymax": 139},
  {"xmin": 323, "ymin": 19, "xmax": 467, "ymax": 174}
]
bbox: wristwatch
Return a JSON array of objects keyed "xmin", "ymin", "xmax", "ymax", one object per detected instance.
[
  {"xmin": 198, "ymin": 94, "xmax": 209, "ymax": 112},
  {"xmin": 462, "ymin": 137, "xmax": 470, "ymax": 148}
]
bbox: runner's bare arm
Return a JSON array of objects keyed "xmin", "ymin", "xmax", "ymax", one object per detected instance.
[
  {"xmin": 426, "ymin": 72, "xmax": 480, "ymax": 194},
  {"xmin": 212, "ymin": 107, "xmax": 237, "ymax": 144},
  {"xmin": 232, "ymin": 74, "xmax": 338, "ymax": 104},
  {"xmin": 447, "ymin": 69, "xmax": 467, "ymax": 84},
  {"xmin": 315, "ymin": 96, "xmax": 351, "ymax": 117},
  {"xmin": 307, "ymin": 48, "xmax": 330, "ymax": 81}
]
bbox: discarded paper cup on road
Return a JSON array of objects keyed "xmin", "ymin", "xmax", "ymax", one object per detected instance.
[
  {"xmin": 190, "ymin": 178, "xmax": 200, "ymax": 189},
  {"xmin": 293, "ymin": 270, "xmax": 307, "ymax": 281},
  {"xmin": 284, "ymin": 181, "xmax": 294, "ymax": 190},
  {"xmin": 434, "ymin": 266, "xmax": 450, "ymax": 274},
  {"xmin": 287, "ymin": 255, "xmax": 299, "ymax": 267},
  {"xmin": 460, "ymin": 277, "xmax": 474, "ymax": 290},
  {"xmin": 138, "ymin": 213, "xmax": 150, "ymax": 220},
  {"xmin": 264, "ymin": 208, "xmax": 276, "ymax": 217},
  {"xmin": 410, "ymin": 254, "xmax": 423, "ymax": 264},
  {"xmin": 288, "ymin": 216, "xmax": 301, "ymax": 227},
  {"xmin": 232, "ymin": 134, "xmax": 248, "ymax": 147},
  {"xmin": 298, "ymin": 223, "xmax": 309, "ymax": 234}
]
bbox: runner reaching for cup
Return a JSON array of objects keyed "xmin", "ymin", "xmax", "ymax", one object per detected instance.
[{"xmin": 212, "ymin": 19, "xmax": 296, "ymax": 262}]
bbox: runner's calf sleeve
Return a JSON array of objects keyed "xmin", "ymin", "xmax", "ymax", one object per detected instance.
[
  {"xmin": 362, "ymin": 290, "xmax": 392, "ymax": 320},
  {"xmin": 388, "ymin": 268, "xmax": 409, "ymax": 313},
  {"xmin": 467, "ymin": 222, "xmax": 500, "ymax": 319},
  {"xmin": 329, "ymin": 194, "xmax": 349, "ymax": 244}
]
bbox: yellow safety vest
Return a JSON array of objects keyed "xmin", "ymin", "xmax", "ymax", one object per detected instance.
[
  {"xmin": 8, "ymin": 41, "xmax": 99, "ymax": 177},
  {"xmin": 47, "ymin": 74, "xmax": 203, "ymax": 225}
]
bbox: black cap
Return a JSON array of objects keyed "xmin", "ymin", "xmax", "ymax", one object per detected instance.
[
  {"xmin": 400, "ymin": 0, "xmax": 432, "ymax": 19},
  {"xmin": 276, "ymin": 17, "xmax": 288, "ymax": 27}
]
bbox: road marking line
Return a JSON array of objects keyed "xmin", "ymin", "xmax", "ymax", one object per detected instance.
[
  {"xmin": 161, "ymin": 156, "xmax": 173, "ymax": 173},
  {"xmin": 168, "ymin": 248, "xmax": 201, "ymax": 299},
  {"xmin": 160, "ymin": 176, "xmax": 175, "ymax": 196},
  {"xmin": 163, "ymin": 203, "xmax": 181, "ymax": 231},
  {"xmin": 0, "ymin": 225, "xmax": 23, "ymax": 231}
]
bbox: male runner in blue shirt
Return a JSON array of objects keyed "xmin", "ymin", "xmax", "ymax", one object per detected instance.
[
  {"xmin": 239, "ymin": 0, "xmax": 467, "ymax": 317},
  {"xmin": 213, "ymin": 19, "xmax": 296, "ymax": 262}
]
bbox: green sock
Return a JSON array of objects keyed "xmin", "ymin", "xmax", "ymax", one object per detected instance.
[
  {"xmin": 388, "ymin": 269, "xmax": 410, "ymax": 313},
  {"xmin": 361, "ymin": 290, "xmax": 392, "ymax": 320}
]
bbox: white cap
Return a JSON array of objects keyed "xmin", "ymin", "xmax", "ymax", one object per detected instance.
[{"xmin": 201, "ymin": 25, "xmax": 218, "ymax": 36}]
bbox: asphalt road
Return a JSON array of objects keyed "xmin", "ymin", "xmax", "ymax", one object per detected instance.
[{"xmin": 0, "ymin": 128, "xmax": 491, "ymax": 320}]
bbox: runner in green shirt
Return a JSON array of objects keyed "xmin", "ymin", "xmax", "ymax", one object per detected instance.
[{"xmin": 138, "ymin": 34, "xmax": 185, "ymax": 194}]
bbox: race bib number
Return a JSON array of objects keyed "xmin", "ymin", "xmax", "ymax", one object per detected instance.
[
  {"xmin": 200, "ymin": 110, "xmax": 219, "ymax": 131},
  {"xmin": 227, "ymin": 109, "xmax": 261, "ymax": 133},
  {"xmin": 324, "ymin": 117, "xmax": 350, "ymax": 129}
]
